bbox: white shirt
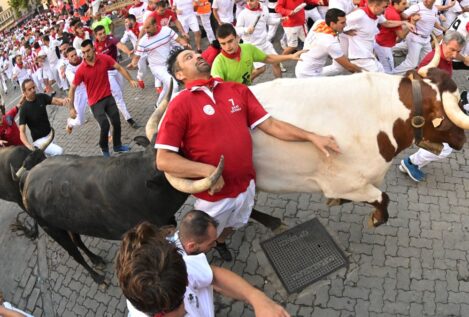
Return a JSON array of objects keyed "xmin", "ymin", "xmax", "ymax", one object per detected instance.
[
  {"xmin": 73, "ymin": 32, "xmax": 91, "ymax": 57},
  {"xmin": 328, "ymin": 0, "xmax": 355, "ymax": 14},
  {"xmin": 128, "ymin": 3, "xmax": 148, "ymax": 23},
  {"xmin": 121, "ymin": 25, "xmax": 142, "ymax": 49},
  {"xmin": 435, "ymin": 0, "xmax": 462, "ymax": 27},
  {"xmin": 174, "ymin": 0, "xmax": 197, "ymax": 17},
  {"xmin": 403, "ymin": 2, "xmax": 438, "ymax": 41},
  {"xmin": 65, "ymin": 61, "xmax": 86, "ymax": 93},
  {"xmin": 213, "ymin": 0, "xmax": 235, "ymax": 23},
  {"xmin": 136, "ymin": 26, "xmax": 179, "ymax": 66},
  {"xmin": 296, "ymin": 21, "xmax": 344, "ymax": 76},
  {"xmin": 236, "ymin": 5, "xmax": 279, "ymax": 46},
  {"xmin": 345, "ymin": 9, "xmax": 386, "ymax": 59},
  {"xmin": 450, "ymin": 12, "xmax": 469, "ymax": 56}
]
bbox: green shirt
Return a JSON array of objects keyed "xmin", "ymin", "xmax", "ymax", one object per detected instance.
[
  {"xmin": 211, "ymin": 43, "xmax": 267, "ymax": 85},
  {"xmin": 91, "ymin": 16, "xmax": 113, "ymax": 34}
]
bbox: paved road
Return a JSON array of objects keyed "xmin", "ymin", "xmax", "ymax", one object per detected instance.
[{"xmin": 2, "ymin": 21, "xmax": 469, "ymax": 317}]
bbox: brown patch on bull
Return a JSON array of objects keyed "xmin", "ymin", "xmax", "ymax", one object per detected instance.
[
  {"xmin": 393, "ymin": 118, "xmax": 413, "ymax": 155},
  {"xmin": 377, "ymin": 132, "xmax": 395, "ymax": 162}
]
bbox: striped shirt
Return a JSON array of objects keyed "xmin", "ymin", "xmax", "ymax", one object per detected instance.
[{"xmin": 135, "ymin": 26, "xmax": 179, "ymax": 66}]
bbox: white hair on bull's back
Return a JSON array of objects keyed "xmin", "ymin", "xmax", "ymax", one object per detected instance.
[{"xmin": 249, "ymin": 73, "xmax": 411, "ymax": 201}]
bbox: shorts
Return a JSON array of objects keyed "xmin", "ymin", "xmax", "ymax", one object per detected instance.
[
  {"xmin": 179, "ymin": 14, "xmax": 200, "ymax": 33},
  {"xmin": 194, "ymin": 179, "xmax": 255, "ymax": 236},
  {"xmin": 253, "ymin": 41, "xmax": 278, "ymax": 69},
  {"xmin": 284, "ymin": 25, "xmax": 306, "ymax": 48}
]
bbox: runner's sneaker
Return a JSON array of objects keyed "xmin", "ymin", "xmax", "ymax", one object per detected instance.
[
  {"xmin": 138, "ymin": 80, "xmax": 145, "ymax": 89},
  {"xmin": 113, "ymin": 145, "xmax": 130, "ymax": 153},
  {"xmin": 102, "ymin": 150, "xmax": 110, "ymax": 158},
  {"xmin": 156, "ymin": 86, "xmax": 163, "ymax": 94},
  {"xmin": 399, "ymin": 157, "xmax": 425, "ymax": 182}
]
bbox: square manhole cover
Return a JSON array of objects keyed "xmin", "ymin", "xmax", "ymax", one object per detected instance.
[{"xmin": 261, "ymin": 218, "xmax": 349, "ymax": 294}]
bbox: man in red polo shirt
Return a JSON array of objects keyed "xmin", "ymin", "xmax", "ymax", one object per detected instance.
[
  {"xmin": 374, "ymin": 0, "xmax": 415, "ymax": 73},
  {"xmin": 156, "ymin": 48, "xmax": 340, "ymax": 261},
  {"xmin": 400, "ymin": 31, "xmax": 469, "ymax": 182},
  {"xmin": 69, "ymin": 39, "xmax": 139, "ymax": 157},
  {"xmin": 0, "ymin": 98, "xmax": 24, "ymax": 147},
  {"xmin": 94, "ymin": 25, "xmax": 138, "ymax": 129}
]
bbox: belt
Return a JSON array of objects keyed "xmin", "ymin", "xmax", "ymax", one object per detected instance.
[{"xmin": 410, "ymin": 32, "xmax": 429, "ymax": 39}]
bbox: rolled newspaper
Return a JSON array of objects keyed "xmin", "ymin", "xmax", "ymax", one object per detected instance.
[{"xmin": 291, "ymin": 2, "xmax": 306, "ymax": 14}]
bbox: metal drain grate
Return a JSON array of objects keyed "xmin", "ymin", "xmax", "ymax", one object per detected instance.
[{"xmin": 261, "ymin": 218, "xmax": 349, "ymax": 294}]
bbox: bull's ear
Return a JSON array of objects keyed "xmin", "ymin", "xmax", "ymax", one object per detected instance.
[
  {"xmin": 133, "ymin": 136, "xmax": 150, "ymax": 148},
  {"xmin": 432, "ymin": 117, "xmax": 443, "ymax": 128}
]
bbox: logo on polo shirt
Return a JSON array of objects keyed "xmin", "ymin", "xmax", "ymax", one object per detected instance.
[{"xmin": 203, "ymin": 104, "xmax": 215, "ymax": 116}]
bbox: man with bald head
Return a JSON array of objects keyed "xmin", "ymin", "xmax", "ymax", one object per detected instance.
[{"xmin": 128, "ymin": 16, "xmax": 189, "ymax": 105}]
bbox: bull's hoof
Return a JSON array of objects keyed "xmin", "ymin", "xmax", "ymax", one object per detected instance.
[
  {"xmin": 93, "ymin": 260, "xmax": 106, "ymax": 272},
  {"xmin": 98, "ymin": 280, "xmax": 110, "ymax": 291},
  {"xmin": 367, "ymin": 214, "xmax": 387, "ymax": 228},
  {"xmin": 326, "ymin": 198, "xmax": 342, "ymax": 206}
]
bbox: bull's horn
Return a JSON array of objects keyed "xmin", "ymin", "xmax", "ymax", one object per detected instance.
[
  {"xmin": 15, "ymin": 166, "xmax": 26, "ymax": 179},
  {"xmin": 10, "ymin": 164, "xmax": 19, "ymax": 181},
  {"xmin": 442, "ymin": 91, "xmax": 469, "ymax": 129},
  {"xmin": 38, "ymin": 128, "xmax": 55, "ymax": 151},
  {"xmin": 418, "ymin": 34, "xmax": 440, "ymax": 78},
  {"xmin": 145, "ymin": 80, "xmax": 173, "ymax": 140},
  {"xmin": 164, "ymin": 156, "xmax": 224, "ymax": 194}
]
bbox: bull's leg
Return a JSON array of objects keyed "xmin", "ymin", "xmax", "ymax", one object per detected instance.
[
  {"xmin": 41, "ymin": 225, "xmax": 106, "ymax": 286},
  {"xmin": 326, "ymin": 198, "xmax": 351, "ymax": 207},
  {"xmin": 250, "ymin": 209, "xmax": 284, "ymax": 231},
  {"xmin": 69, "ymin": 232, "xmax": 106, "ymax": 270},
  {"xmin": 368, "ymin": 192, "xmax": 390, "ymax": 228},
  {"xmin": 324, "ymin": 184, "xmax": 389, "ymax": 228}
]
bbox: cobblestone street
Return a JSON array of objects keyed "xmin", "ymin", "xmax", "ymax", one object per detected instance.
[{"xmin": 2, "ymin": 22, "xmax": 469, "ymax": 316}]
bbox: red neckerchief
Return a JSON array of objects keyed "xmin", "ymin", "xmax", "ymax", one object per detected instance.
[
  {"xmin": 185, "ymin": 77, "xmax": 222, "ymax": 90},
  {"xmin": 131, "ymin": 22, "xmax": 141, "ymax": 37},
  {"xmin": 361, "ymin": 6, "xmax": 377, "ymax": 20},
  {"xmin": 76, "ymin": 32, "xmax": 85, "ymax": 39},
  {"xmin": 221, "ymin": 46, "xmax": 241, "ymax": 61},
  {"xmin": 16, "ymin": 63, "xmax": 23, "ymax": 69},
  {"xmin": 245, "ymin": 4, "xmax": 262, "ymax": 11},
  {"xmin": 313, "ymin": 21, "xmax": 337, "ymax": 36},
  {"xmin": 153, "ymin": 313, "xmax": 165, "ymax": 317},
  {"xmin": 133, "ymin": 1, "xmax": 144, "ymax": 7}
]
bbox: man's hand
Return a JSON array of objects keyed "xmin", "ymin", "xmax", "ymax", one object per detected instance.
[
  {"xmin": 0, "ymin": 140, "xmax": 8, "ymax": 147},
  {"xmin": 251, "ymin": 291, "xmax": 291, "ymax": 317},
  {"xmin": 129, "ymin": 80, "xmax": 140, "ymax": 88},
  {"xmin": 290, "ymin": 49, "xmax": 307, "ymax": 61},
  {"xmin": 69, "ymin": 108, "xmax": 77, "ymax": 119},
  {"xmin": 404, "ymin": 21, "xmax": 416, "ymax": 33},
  {"xmin": 208, "ymin": 163, "xmax": 225, "ymax": 195},
  {"xmin": 127, "ymin": 62, "xmax": 137, "ymax": 70},
  {"xmin": 246, "ymin": 26, "xmax": 255, "ymax": 34},
  {"xmin": 62, "ymin": 97, "xmax": 71, "ymax": 106},
  {"xmin": 310, "ymin": 134, "xmax": 341, "ymax": 157},
  {"xmin": 410, "ymin": 13, "xmax": 421, "ymax": 23}
]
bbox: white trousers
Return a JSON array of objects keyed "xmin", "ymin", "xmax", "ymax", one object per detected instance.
[
  {"xmin": 67, "ymin": 87, "xmax": 88, "ymax": 128},
  {"xmin": 197, "ymin": 13, "xmax": 216, "ymax": 43},
  {"xmin": 374, "ymin": 44, "xmax": 394, "ymax": 74},
  {"xmin": 108, "ymin": 70, "xmax": 132, "ymax": 120},
  {"xmin": 0, "ymin": 72, "xmax": 8, "ymax": 93},
  {"xmin": 33, "ymin": 135, "xmax": 63, "ymax": 156},
  {"xmin": 351, "ymin": 58, "xmax": 384, "ymax": 72},
  {"xmin": 393, "ymin": 35, "xmax": 431, "ymax": 75},
  {"xmin": 267, "ymin": 12, "xmax": 282, "ymax": 42},
  {"xmin": 149, "ymin": 64, "xmax": 178, "ymax": 106},
  {"xmin": 194, "ymin": 180, "xmax": 255, "ymax": 236},
  {"xmin": 409, "ymin": 143, "xmax": 453, "ymax": 168}
]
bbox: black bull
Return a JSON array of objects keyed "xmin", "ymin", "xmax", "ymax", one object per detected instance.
[{"xmin": 20, "ymin": 136, "xmax": 280, "ymax": 285}]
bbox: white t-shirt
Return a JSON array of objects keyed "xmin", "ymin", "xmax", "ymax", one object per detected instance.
[
  {"xmin": 121, "ymin": 25, "xmax": 142, "ymax": 49},
  {"xmin": 213, "ymin": 0, "xmax": 235, "ymax": 23},
  {"xmin": 174, "ymin": 0, "xmax": 197, "ymax": 17},
  {"xmin": 449, "ymin": 12, "xmax": 469, "ymax": 56},
  {"xmin": 344, "ymin": 9, "xmax": 386, "ymax": 59},
  {"xmin": 403, "ymin": 2, "xmax": 438, "ymax": 40},
  {"xmin": 65, "ymin": 62, "xmax": 86, "ymax": 93},
  {"xmin": 135, "ymin": 26, "xmax": 179, "ymax": 66},
  {"xmin": 296, "ymin": 21, "xmax": 344, "ymax": 76},
  {"xmin": 328, "ymin": 0, "xmax": 355, "ymax": 14},
  {"xmin": 435, "ymin": 0, "xmax": 462, "ymax": 27},
  {"xmin": 128, "ymin": 3, "xmax": 148, "ymax": 23},
  {"xmin": 236, "ymin": 5, "xmax": 274, "ymax": 46}
]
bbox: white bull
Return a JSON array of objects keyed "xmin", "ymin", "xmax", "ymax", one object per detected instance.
[{"xmin": 164, "ymin": 45, "xmax": 469, "ymax": 227}]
